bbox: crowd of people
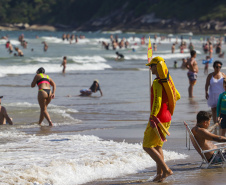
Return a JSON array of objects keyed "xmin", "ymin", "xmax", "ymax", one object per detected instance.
[
  {"xmin": 62, "ymin": 33, "xmax": 85, "ymax": 44},
  {"xmin": 1, "ymin": 33, "xmax": 103, "ymax": 126},
  {"xmin": 1, "ymin": 32, "xmax": 226, "ymax": 182}
]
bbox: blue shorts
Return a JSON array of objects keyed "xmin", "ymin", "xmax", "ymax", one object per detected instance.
[
  {"xmin": 220, "ymin": 114, "xmax": 226, "ymax": 129},
  {"xmin": 187, "ymin": 71, "xmax": 197, "ymax": 82}
]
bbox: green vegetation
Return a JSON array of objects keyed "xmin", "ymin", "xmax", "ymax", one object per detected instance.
[{"xmin": 0, "ymin": 0, "xmax": 225, "ymax": 26}]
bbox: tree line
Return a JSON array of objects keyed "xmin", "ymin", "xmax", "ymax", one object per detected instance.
[{"xmin": 0, "ymin": 0, "xmax": 225, "ymax": 26}]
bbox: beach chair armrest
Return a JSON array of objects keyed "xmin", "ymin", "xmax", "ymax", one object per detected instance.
[
  {"xmin": 214, "ymin": 142, "xmax": 226, "ymax": 146},
  {"xmin": 202, "ymin": 148, "xmax": 222, "ymax": 153}
]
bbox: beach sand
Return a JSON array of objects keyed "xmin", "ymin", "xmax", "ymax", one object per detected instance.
[{"xmin": 80, "ymin": 123, "xmax": 226, "ymax": 185}]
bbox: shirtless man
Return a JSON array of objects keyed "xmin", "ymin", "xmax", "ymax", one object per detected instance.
[
  {"xmin": 186, "ymin": 50, "xmax": 198, "ymax": 98},
  {"xmin": 42, "ymin": 41, "xmax": 48, "ymax": 52},
  {"xmin": 61, "ymin": 56, "xmax": 67, "ymax": 73},
  {"xmin": 0, "ymin": 96, "xmax": 13, "ymax": 125},
  {"xmin": 171, "ymin": 43, "xmax": 175, "ymax": 53},
  {"xmin": 192, "ymin": 111, "xmax": 226, "ymax": 163},
  {"xmin": 8, "ymin": 42, "xmax": 13, "ymax": 54},
  {"xmin": 209, "ymin": 42, "xmax": 213, "ymax": 58}
]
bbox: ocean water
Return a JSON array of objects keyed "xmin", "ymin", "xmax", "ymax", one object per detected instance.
[{"xmin": 0, "ymin": 30, "xmax": 225, "ymax": 184}]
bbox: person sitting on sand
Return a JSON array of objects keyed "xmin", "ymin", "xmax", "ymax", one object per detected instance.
[
  {"xmin": 192, "ymin": 111, "xmax": 226, "ymax": 163},
  {"xmin": 0, "ymin": 96, "xmax": 13, "ymax": 125},
  {"xmin": 80, "ymin": 80, "xmax": 103, "ymax": 96}
]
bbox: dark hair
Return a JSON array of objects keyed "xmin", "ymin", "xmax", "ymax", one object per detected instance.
[
  {"xmin": 63, "ymin": 56, "xmax": 67, "ymax": 59},
  {"xmin": 197, "ymin": 111, "xmax": 211, "ymax": 124},
  {"xmin": 213, "ymin": 61, "xmax": 222, "ymax": 68},
  {"xmin": 190, "ymin": 50, "xmax": 196, "ymax": 57},
  {"xmin": 37, "ymin": 67, "xmax": 45, "ymax": 74}
]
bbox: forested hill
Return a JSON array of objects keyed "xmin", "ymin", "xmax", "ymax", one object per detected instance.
[{"xmin": 0, "ymin": 0, "xmax": 226, "ymax": 33}]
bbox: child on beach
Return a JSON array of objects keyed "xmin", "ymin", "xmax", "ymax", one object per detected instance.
[
  {"xmin": 61, "ymin": 56, "xmax": 67, "ymax": 74},
  {"xmin": 217, "ymin": 78, "xmax": 226, "ymax": 136}
]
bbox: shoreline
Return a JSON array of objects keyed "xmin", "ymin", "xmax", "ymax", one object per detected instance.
[
  {"xmin": 80, "ymin": 125, "xmax": 226, "ymax": 185},
  {"xmin": 0, "ymin": 24, "xmax": 226, "ymax": 35}
]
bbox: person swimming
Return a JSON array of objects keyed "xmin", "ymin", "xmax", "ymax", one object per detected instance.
[
  {"xmin": 31, "ymin": 67, "xmax": 56, "ymax": 126},
  {"xmin": 115, "ymin": 51, "xmax": 124, "ymax": 60}
]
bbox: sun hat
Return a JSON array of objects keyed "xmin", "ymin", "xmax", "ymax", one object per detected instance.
[{"xmin": 146, "ymin": 56, "xmax": 164, "ymax": 66}]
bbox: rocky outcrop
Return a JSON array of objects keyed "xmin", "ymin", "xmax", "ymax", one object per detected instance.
[
  {"xmin": 75, "ymin": 10, "xmax": 226, "ymax": 34},
  {"xmin": 0, "ymin": 13, "xmax": 225, "ymax": 34},
  {"xmin": 0, "ymin": 23, "xmax": 56, "ymax": 31}
]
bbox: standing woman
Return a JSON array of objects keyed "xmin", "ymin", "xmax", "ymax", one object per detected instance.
[
  {"xmin": 205, "ymin": 61, "xmax": 225, "ymax": 126},
  {"xmin": 31, "ymin": 67, "xmax": 56, "ymax": 126}
]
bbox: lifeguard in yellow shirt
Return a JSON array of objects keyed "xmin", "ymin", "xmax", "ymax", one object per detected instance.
[{"xmin": 143, "ymin": 56, "xmax": 180, "ymax": 182}]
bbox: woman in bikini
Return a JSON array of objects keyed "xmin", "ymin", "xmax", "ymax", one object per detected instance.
[{"xmin": 31, "ymin": 67, "xmax": 56, "ymax": 126}]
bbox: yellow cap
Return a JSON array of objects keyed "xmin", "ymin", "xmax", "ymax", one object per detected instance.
[{"xmin": 146, "ymin": 56, "xmax": 164, "ymax": 66}]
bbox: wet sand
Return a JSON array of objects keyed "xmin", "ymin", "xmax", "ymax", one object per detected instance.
[{"xmin": 82, "ymin": 123, "xmax": 226, "ymax": 185}]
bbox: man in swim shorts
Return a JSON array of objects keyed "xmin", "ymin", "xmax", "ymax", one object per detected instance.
[
  {"xmin": 192, "ymin": 111, "xmax": 226, "ymax": 163},
  {"xmin": 143, "ymin": 56, "xmax": 180, "ymax": 182},
  {"xmin": 186, "ymin": 50, "xmax": 198, "ymax": 98},
  {"xmin": 0, "ymin": 96, "xmax": 13, "ymax": 125}
]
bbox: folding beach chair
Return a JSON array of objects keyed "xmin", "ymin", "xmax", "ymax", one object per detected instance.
[{"xmin": 184, "ymin": 121, "xmax": 226, "ymax": 168}]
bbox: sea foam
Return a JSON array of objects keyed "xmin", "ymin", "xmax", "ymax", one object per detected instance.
[{"xmin": 0, "ymin": 133, "xmax": 187, "ymax": 185}]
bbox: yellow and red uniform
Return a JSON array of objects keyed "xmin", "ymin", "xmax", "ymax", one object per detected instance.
[{"xmin": 143, "ymin": 78, "xmax": 179, "ymax": 148}]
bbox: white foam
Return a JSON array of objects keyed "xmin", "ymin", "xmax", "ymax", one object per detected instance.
[
  {"xmin": 0, "ymin": 133, "xmax": 187, "ymax": 185},
  {"xmin": 70, "ymin": 55, "xmax": 106, "ymax": 63},
  {"xmin": 41, "ymin": 36, "xmax": 63, "ymax": 43},
  {"xmin": 41, "ymin": 36, "xmax": 90, "ymax": 45},
  {"xmin": 102, "ymin": 30, "xmax": 122, "ymax": 34},
  {"xmin": 0, "ymin": 62, "xmax": 111, "ymax": 76},
  {"xmin": 8, "ymin": 102, "xmax": 39, "ymax": 108}
]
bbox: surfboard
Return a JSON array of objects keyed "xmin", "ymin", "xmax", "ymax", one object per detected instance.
[{"xmin": 157, "ymin": 61, "xmax": 177, "ymax": 115}]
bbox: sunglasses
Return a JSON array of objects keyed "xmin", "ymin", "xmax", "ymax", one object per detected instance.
[{"xmin": 215, "ymin": 66, "xmax": 222, "ymax": 69}]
